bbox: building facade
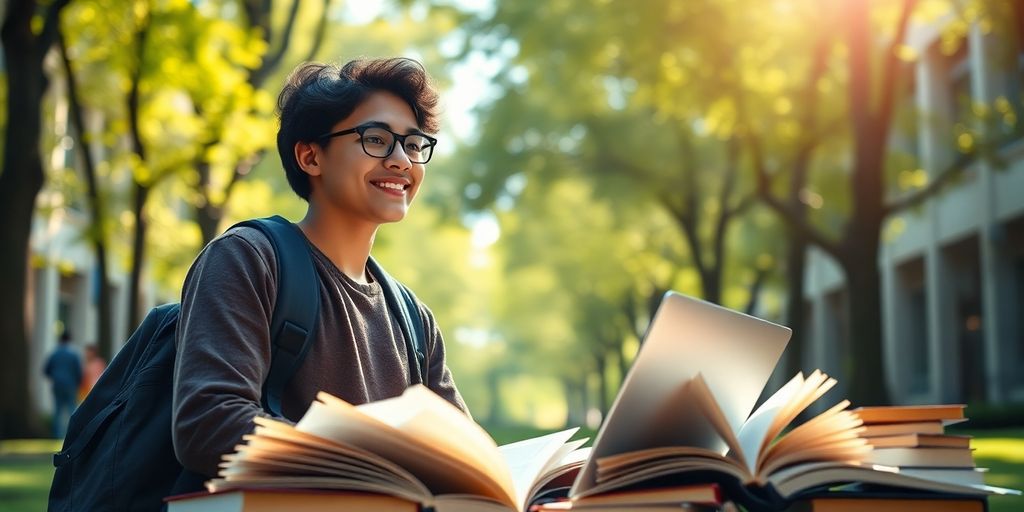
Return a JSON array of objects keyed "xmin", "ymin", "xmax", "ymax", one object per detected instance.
[{"xmin": 803, "ymin": 17, "xmax": 1024, "ymax": 406}]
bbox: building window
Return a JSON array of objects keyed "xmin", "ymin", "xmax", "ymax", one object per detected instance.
[{"xmin": 907, "ymin": 287, "xmax": 930, "ymax": 394}]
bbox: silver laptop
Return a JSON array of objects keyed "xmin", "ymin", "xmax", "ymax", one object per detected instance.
[{"xmin": 571, "ymin": 291, "xmax": 792, "ymax": 496}]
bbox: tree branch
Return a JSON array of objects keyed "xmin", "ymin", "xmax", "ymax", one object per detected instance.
[
  {"xmin": 845, "ymin": 0, "xmax": 872, "ymax": 143},
  {"xmin": 746, "ymin": 130, "xmax": 844, "ymax": 262},
  {"xmin": 712, "ymin": 137, "xmax": 740, "ymax": 270},
  {"xmin": 251, "ymin": 0, "xmax": 301, "ymax": 89},
  {"xmin": 39, "ymin": 0, "xmax": 73, "ymax": 51},
  {"xmin": 725, "ymin": 192, "xmax": 757, "ymax": 219},
  {"xmin": 790, "ymin": 13, "xmax": 834, "ymax": 173},
  {"xmin": 875, "ymin": 0, "xmax": 918, "ymax": 135},
  {"xmin": 128, "ymin": 4, "xmax": 151, "ymax": 166},
  {"xmin": 242, "ymin": 0, "xmax": 268, "ymax": 38},
  {"xmin": 222, "ymin": 149, "xmax": 267, "ymax": 202},
  {"xmin": 58, "ymin": 31, "xmax": 99, "ymax": 210},
  {"xmin": 884, "ymin": 152, "xmax": 973, "ymax": 215},
  {"xmin": 302, "ymin": 0, "xmax": 332, "ymax": 63},
  {"xmin": 673, "ymin": 123, "xmax": 700, "ymax": 227},
  {"xmin": 744, "ymin": 266, "xmax": 768, "ymax": 315},
  {"xmin": 661, "ymin": 193, "xmax": 709, "ymax": 285}
]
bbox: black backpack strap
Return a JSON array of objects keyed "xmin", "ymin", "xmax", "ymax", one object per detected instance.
[
  {"xmin": 366, "ymin": 256, "xmax": 427, "ymax": 385},
  {"xmin": 234, "ymin": 216, "xmax": 320, "ymax": 417}
]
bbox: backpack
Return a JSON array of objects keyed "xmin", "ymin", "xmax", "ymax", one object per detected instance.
[{"xmin": 47, "ymin": 215, "xmax": 427, "ymax": 511}]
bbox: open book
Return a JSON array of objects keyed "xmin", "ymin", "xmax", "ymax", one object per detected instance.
[
  {"xmin": 204, "ymin": 385, "xmax": 588, "ymax": 512},
  {"xmin": 568, "ymin": 292, "xmax": 1018, "ymax": 510},
  {"xmin": 575, "ymin": 369, "xmax": 1018, "ymax": 509}
]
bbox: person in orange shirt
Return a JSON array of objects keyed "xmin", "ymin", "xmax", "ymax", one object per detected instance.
[{"xmin": 78, "ymin": 345, "xmax": 107, "ymax": 402}]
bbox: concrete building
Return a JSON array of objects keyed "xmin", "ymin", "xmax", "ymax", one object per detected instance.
[{"xmin": 803, "ymin": 16, "xmax": 1024, "ymax": 406}]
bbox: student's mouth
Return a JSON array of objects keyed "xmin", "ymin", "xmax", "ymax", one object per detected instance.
[{"xmin": 370, "ymin": 179, "xmax": 410, "ymax": 196}]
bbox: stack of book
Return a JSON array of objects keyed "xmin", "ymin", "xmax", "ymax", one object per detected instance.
[{"xmin": 853, "ymin": 404, "xmax": 986, "ymax": 486}]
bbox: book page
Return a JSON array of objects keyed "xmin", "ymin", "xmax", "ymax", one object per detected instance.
[
  {"xmin": 760, "ymin": 400, "xmax": 862, "ymax": 469},
  {"xmin": 763, "ymin": 371, "xmax": 835, "ymax": 447},
  {"xmin": 735, "ymin": 372, "xmax": 805, "ymax": 475},
  {"xmin": 207, "ymin": 475, "xmax": 430, "ymax": 502},
  {"xmin": 296, "ymin": 388, "xmax": 515, "ymax": 508},
  {"xmin": 581, "ymin": 454, "xmax": 747, "ymax": 497},
  {"xmin": 223, "ymin": 439, "xmax": 405, "ymax": 484},
  {"xmin": 339, "ymin": 387, "xmax": 509, "ymax": 484},
  {"xmin": 687, "ymin": 374, "xmax": 748, "ymax": 470},
  {"xmin": 528, "ymin": 442, "xmax": 591, "ymax": 501},
  {"xmin": 496, "ymin": 427, "xmax": 578, "ymax": 509},
  {"xmin": 249, "ymin": 418, "xmax": 425, "ymax": 486},
  {"xmin": 543, "ymin": 437, "xmax": 589, "ymax": 475},
  {"xmin": 766, "ymin": 461, "xmax": 1010, "ymax": 499},
  {"xmin": 356, "ymin": 385, "xmax": 510, "ymax": 485}
]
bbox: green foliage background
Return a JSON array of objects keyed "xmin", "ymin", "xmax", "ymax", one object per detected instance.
[{"xmin": 6, "ymin": 0, "xmax": 1024, "ymax": 436}]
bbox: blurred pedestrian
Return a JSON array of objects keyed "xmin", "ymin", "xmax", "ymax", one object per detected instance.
[
  {"xmin": 78, "ymin": 344, "xmax": 107, "ymax": 402},
  {"xmin": 44, "ymin": 331, "xmax": 82, "ymax": 438}
]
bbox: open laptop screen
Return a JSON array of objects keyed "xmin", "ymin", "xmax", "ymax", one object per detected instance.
[{"xmin": 571, "ymin": 291, "xmax": 791, "ymax": 496}]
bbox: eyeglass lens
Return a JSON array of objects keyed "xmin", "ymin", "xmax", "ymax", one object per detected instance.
[{"xmin": 361, "ymin": 127, "xmax": 433, "ymax": 163}]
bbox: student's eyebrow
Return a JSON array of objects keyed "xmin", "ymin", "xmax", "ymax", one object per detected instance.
[{"xmin": 362, "ymin": 120, "xmax": 425, "ymax": 135}]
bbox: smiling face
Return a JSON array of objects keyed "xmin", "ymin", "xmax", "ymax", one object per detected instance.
[{"xmin": 295, "ymin": 91, "xmax": 427, "ymax": 228}]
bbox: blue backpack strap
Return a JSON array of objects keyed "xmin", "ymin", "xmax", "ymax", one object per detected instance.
[
  {"xmin": 234, "ymin": 216, "xmax": 320, "ymax": 417},
  {"xmin": 366, "ymin": 256, "xmax": 427, "ymax": 385}
]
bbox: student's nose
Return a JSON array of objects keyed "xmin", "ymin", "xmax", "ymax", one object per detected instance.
[{"xmin": 385, "ymin": 143, "xmax": 413, "ymax": 172}]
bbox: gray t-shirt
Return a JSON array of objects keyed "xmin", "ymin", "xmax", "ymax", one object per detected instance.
[{"xmin": 172, "ymin": 225, "xmax": 467, "ymax": 476}]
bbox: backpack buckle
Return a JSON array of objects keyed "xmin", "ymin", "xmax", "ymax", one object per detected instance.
[{"xmin": 53, "ymin": 451, "xmax": 71, "ymax": 468}]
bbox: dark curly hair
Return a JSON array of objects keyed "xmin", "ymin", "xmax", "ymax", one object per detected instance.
[{"xmin": 276, "ymin": 58, "xmax": 440, "ymax": 200}]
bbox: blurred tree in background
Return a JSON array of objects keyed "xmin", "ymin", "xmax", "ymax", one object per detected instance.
[
  {"xmin": 452, "ymin": 0, "xmax": 1014, "ymax": 410},
  {"xmin": 2, "ymin": 0, "xmax": 1022, "ymax": 438}
]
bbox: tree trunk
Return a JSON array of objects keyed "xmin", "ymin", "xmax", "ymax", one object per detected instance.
[
  {"xmin": 782, "ymin": 234, "xmax": 809, "ymax": 377},
  {"xmin": 842, "ymin": 237, "xmax": 889, "ymax": 406},
  {"xmin": 197, "ymin": 204, "xmax": 222, "ymax": 246},
  {"xmin": 616, "ymin": 338, "xmax": 631, "ymax": 385},
  {"xmin": 195, "ymin": 160, "xmax": 223, "ymax": 245},
  {"xmin": 59, "ymin": 32, "xmax": 115, "ymax": 360},
  {"xmin": 702, "ymin": 267, "xmax": 722, "ymax": 305},
  {"xmin": 127, "ymin": 183, "xmax": 150, "ymax": 333},
  {"xmin": 125, "ymin": 12, "xmax": 150, "ymax": 333},
  {"xmin": 0, "ymin": 46, "xmax": 45, "ymax": 437},
  {"xmin": 744, "ymin": 266, "xmax": 768, "ymax": 315},
  {"xmin": 0, "ymin": 0, "xmax": 71, "ymax": 439},
  {"xmin": 561, "ymin": 376, "xmax": 585, "ymax": 428},
  {"xmin": 593, "ymin": 352, "xmax": 609, "ymax": 415},
  {"xmin": 485, "ymin": 370, "xmax": 503, "ymax": 425}
]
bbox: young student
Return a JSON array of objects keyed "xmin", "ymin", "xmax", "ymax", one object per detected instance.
[{"xmin": 172, "ymin": 58, "xmax": 468, "ymax": 478}]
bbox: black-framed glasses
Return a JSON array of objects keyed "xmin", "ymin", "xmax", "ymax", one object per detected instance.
[{"xmin": 317, "ymin": 124, "xmax": 437, "ymax": 164}]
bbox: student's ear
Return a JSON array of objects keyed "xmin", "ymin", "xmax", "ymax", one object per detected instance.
[{"xmin": 294, "ymin": 141, "xmax": 322, "ymax": 177}]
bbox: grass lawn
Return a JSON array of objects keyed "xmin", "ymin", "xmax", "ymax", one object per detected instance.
[
  {"xmin": 0, "ymin": 439, "xmax": 61, "ymax": 511},
  {"xmin": 959, "ymin": 428, "xmax": 1024, "ymax": 512},
  {"xmin": 2, "ymin": 429, "xmax": 1021, "ymax": 512}
]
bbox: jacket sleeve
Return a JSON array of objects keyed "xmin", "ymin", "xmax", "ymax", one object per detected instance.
[{"xmin": 172, "ymin": 231, "xmax": 283, "ymax": 477}]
